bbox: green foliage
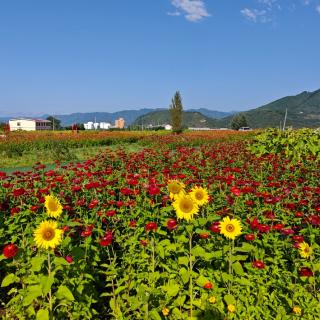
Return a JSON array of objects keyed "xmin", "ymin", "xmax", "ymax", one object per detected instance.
[
  {"xmin": 46, "ymin": 116, "xmax": 62, "ymax": 130},
  {"xmin": 230, "ymin": 113, "xmax": 248, "ymax": 130},
  {"xmin": 212, "ymin": 88, "xmax": 320, "ymax": 129},
  {"xmin": 170, "ymin": 91, "xmax": 184, "ymax": 134},
  {"xmin": 248, "ymin": 128, "xmax": 320, "ymax": 162}
]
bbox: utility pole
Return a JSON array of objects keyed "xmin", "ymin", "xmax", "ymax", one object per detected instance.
[{"xmin": 282, "ymin": 108, "xmax": 287, "ymax": 131}]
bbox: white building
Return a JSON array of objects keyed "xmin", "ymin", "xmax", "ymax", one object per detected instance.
[
  {"xmin": 100, "ymin": 122, "xmax": 111, "ymax": 130},
  {"xmin": 84, "ymin": 121, "xmax": 112, "ymax": 130},
  {"xmin": 9, "ymin": 118, "xmax": 51, "ymax": 131},
  {"xmin": 84, "ymin": 122, "xmax": 94, "ymax": 130},
  {"xmin": 164, "ymin": 124, "xmax": 172, "ymax": 130}
]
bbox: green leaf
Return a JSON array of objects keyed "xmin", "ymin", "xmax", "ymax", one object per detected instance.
[
  {"xmin": 1, "ymin": 273, "xmax": 19, "ymax": 287},
  {"xmin": 221, "ymin": 272, "xmax": 233, "ymax": 283},
  {"xmin": 30, "ymin": 255, "xmax": 46, "ymax": 272},
  {"xmin": 196, "ymin": 275, "xmax": 209, "ymax": 287},
  {"xmin": 236, "ymin": 243, "xmax": 255, "ymax": 253},
  {"xmin": 179, "ymin": 268, "xmax": 189, "ymax": 285},
  {"xmin": 150, "ymin": 309, "xmax": 162, "ymax": 320},
  {"xmin": 40, "ymin": 274, "xmax": 54, "ymax": 295},
  {"xmin": 55, "ymin": 285, "xmax": 74, "ymax": 301},
  {"xmin": 23, "ymin": 285, "xmax": 43, "ymax": 306},
  {"xmin": 156, "ymin": 245, "xmax": 165, "ymax": 259},
  {"xmin": 224, "ymin": 294, "xmax": 236, "ymax": 306},
  {"xmin": 178, "ymin": 256, "xmax": 189, "ymax": 266},
  {"xmin": 36, "ymin": 309, "xmax": 49, "ymax": 320},
  {"xmin": 236, "ymin": 277, "xmax": 252, "ymax": 286},
  {"xmin": 54, "ymin": 257, "xmax": 70, "ymax": 267},
  {"xmin": 192, "ymin": 245, "xmax": 206, "ymax": 258},
  {"xmin": 163, "ymin": 281, "xmax": 180, "ymax": 298},
  {"xmin": 71, "ymin": 247, "xmax": 85, "ymax": 260},
  {"xmin": 233, "ymin": 261, "xmax": 244, "ymax": 276}
]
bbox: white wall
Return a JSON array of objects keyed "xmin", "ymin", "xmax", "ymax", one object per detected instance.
[{"xmin": 9, "ymin": 119, "xmax": 36, "ymax": 131}]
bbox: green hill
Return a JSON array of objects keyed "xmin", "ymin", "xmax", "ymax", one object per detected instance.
[
  {"xmin": 216, "ymin": 89, "xmax": 320, "ymax": 129},
  {"xmin": 132, "ymin": 110, "xmax": 217, "ymax": 128}
]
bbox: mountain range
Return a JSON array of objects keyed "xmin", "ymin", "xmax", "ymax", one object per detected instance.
[{"xmin": 1, "ymin": 89, "xmax": 319, "ymax": 128}]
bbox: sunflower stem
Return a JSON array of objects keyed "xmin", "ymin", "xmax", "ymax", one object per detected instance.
[
  {"xmin": 228, "ymin": 240, "xmax": 234, "ymax": 293},
  {"xmin": 48, "ymin": 251, "xmax": 53, "ymax": 317},
  {"xmin": 189, "ymin": 232, "xmax": 193, "ymax": 320}
]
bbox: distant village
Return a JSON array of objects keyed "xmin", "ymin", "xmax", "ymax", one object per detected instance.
[{"xmin": 5, "ymin": 117, "xmax": 174, "ymax": 131}]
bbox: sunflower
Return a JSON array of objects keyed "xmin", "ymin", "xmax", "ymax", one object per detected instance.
[
  {"xmin": 34, "ymin": 220, "xmax": 63, "ymax": 249},
  {"xmin": 298, "ymin": 242, "xmax": 313, "ymax": 259},
  {"xmin": 44, "ymin": 194, "xmax": 63, "ymax": 218},
  {"xmin": 220, "ymin": 216, "xmax": 242, "ymax": 240},
  {"xmin": 190, "ymin": 186, "xmax": 209, "ymax": 206},
  {"xmin": 168, "ymin": 180, "xmax": 185, "ymax": 200},
  {"xmin": 173, "ymin": 194, "xmax": 199, "ymax": 221}
]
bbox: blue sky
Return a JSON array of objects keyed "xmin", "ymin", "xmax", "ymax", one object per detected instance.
[{"xmin": 0, "ymin": 0, "xmax": 320, "ymax": 116}]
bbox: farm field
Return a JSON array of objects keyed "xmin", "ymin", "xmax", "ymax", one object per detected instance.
[
  {"xmin": 0, "ymin": 129, "xmax": 319, "ymax": 319},
  {"xmin": 0, "ymin": 130, "xmax": 250, "ymax": 169}
]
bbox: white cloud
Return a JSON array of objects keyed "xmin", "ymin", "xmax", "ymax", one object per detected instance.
[
  {"xmin": 316, "ymin": 5, "xmax": 320, "ymax": 13},
  {"xmin": 169, "ymin": 0, "xmax": 211, "ymax": 22},
  {"xmin": 241, "ymin": 8, "xmax": 268, "ymax": 22}
]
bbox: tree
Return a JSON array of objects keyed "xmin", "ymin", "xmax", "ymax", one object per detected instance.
[
  {"xmin": 230, "ymin": 113, "xmax": 248, "ymax": 130},
  {"xmin": 169, "ymin": 91, "xmax": 183, "ymax": 134},
  {"xmin": 46, "ymin": 116, "xmax": 62, "ymax": 130}
]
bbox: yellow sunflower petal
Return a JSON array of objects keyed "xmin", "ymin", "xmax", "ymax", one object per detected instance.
[
  {"xmin": 190, "ymin": 186, "xmax": 209, "ymax": 206},
  {"xmin": 298, "ymin": 242, "xmax": 313, "ymax": 259},
  {"xmin": 173, "ymin": 194, "xmax": 199, "ymax": 221},
  {"xmin": 45, "ymin": 195, "xmax": 63, "ymax": 218},
  {"xmin": 168, "ymin": 180, "xmax": 185, "ymax": 200},
  {"xmin": 220, "ymin": 216, "xmax": 242, "ymax": 240},
  {"xmin": 34, "ymin": 220, "xmax": 63, "ymax": 249}
]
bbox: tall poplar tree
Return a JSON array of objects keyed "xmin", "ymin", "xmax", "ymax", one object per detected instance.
[{"xmin": 170, "ymin": 91, "xmax": 183, "ymax": 134}]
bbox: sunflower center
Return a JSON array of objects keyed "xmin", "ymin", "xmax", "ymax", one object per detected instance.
[
  {"xmin": 48, "ymin": 200, "xmax": 58, "ymax": 212},
  {"xmin": 195, "ymin": 191, "xmax": 204, "ymax": 200},
  {"xmin": 226, "ymin": 224, "xmax": 235, "ymax": 232},
  {"xmin": 42, "ymin": 228, "xmax": 55, "ymax": 241},
  {"xmin": 304, "ymin": 247, "xmax": 309, "ymax": 253},
  {"xmin": 169, "ymin": 184, "xmax": 181, "ymax": 194},
  {"xmin": 180, "ymin": 199, "xmax": 194, "ymax": 213}
]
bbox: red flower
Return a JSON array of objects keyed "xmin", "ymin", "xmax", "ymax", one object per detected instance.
[
  {"xmin": 148, "ymin": 185, "xmax": 160, "ymax": 196},
  {"xmin": 13, "ymin": 188, "xmax": 26, "ymax": 197},
  {"xmin": 100, "ymin": 231, "xmax": 113, "ymax": 246},
  {"xmin": 299, "ymin": 267, "xmax": 313, "ymax": 277},
  {"xmin": 292, "ymin": 235, "xmax": 304, "ymax": 243},
  {"xmin": 65, "ymin": 255, "xmax": 73, "ymax": 263},
  {"xmin": 252, "ymin": 260, "xmax": 265, "ymax": 269},
  {"xmin": 129, "ymin": 220, "xmax": 137, "ymax": 228},
  {"xmin": 81, "ymin": 228, "xmax": 92, "ymax": 237},
  {"xmin": 10, "ymin": 207, "xmax": 20, "ymax": 216},
  {"xmin": 140, "ymin": 240, "xmax": 148, "ymax": 246},
  {"xmin": 30, "ymin": 205, "xmax": 39, "ymax": 212},
  {"xmin": 3, "ymin": 244, "xmax": 19, "ymax": 259},
  {"xmin": 230, "ymin": 186, "xmax": 241, "ymax": 196},
  {"xmin": 106, "ymin": 210, "xmax": 116, "ymax": 217},
  {"xmin": 245, "ymin": 234, "xmax": 255, "ymax": 241},
  {"xmin": 199, "ymin": 233, "xmax": 210, "ymax": 239},
  {"xmin": 209, "ymin": 221, "xmax": 220, "ymax": 233},
  {"xmin": 257, "ymin": 224, "xmax": 270, "ymax": 233},
  {"xmin": 249, "ymin": 217, "xmax": 259, "ymax": 230},
  {"xmin": 167, "ymin": 219, "xmax": 178, "ymax": 231},
  {"xmin": 203, "ymin": 282, "xmax": 213, "ymax": 290},
  {"xmin": 62, "ymin": 226, "xmax": 71, "ymax": 233},
  {"xmin": 145, "ymin": 222, "xmax": 157, "ymax": 232}
]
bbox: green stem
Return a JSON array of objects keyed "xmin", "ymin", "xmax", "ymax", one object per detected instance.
[
  {"xmin": 48, "ymin": 252, "xmax": 53, "ymax": 317},
  {"xmin": 189, "ymin": 232, "xmax": 193, "ymax": 320}
]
